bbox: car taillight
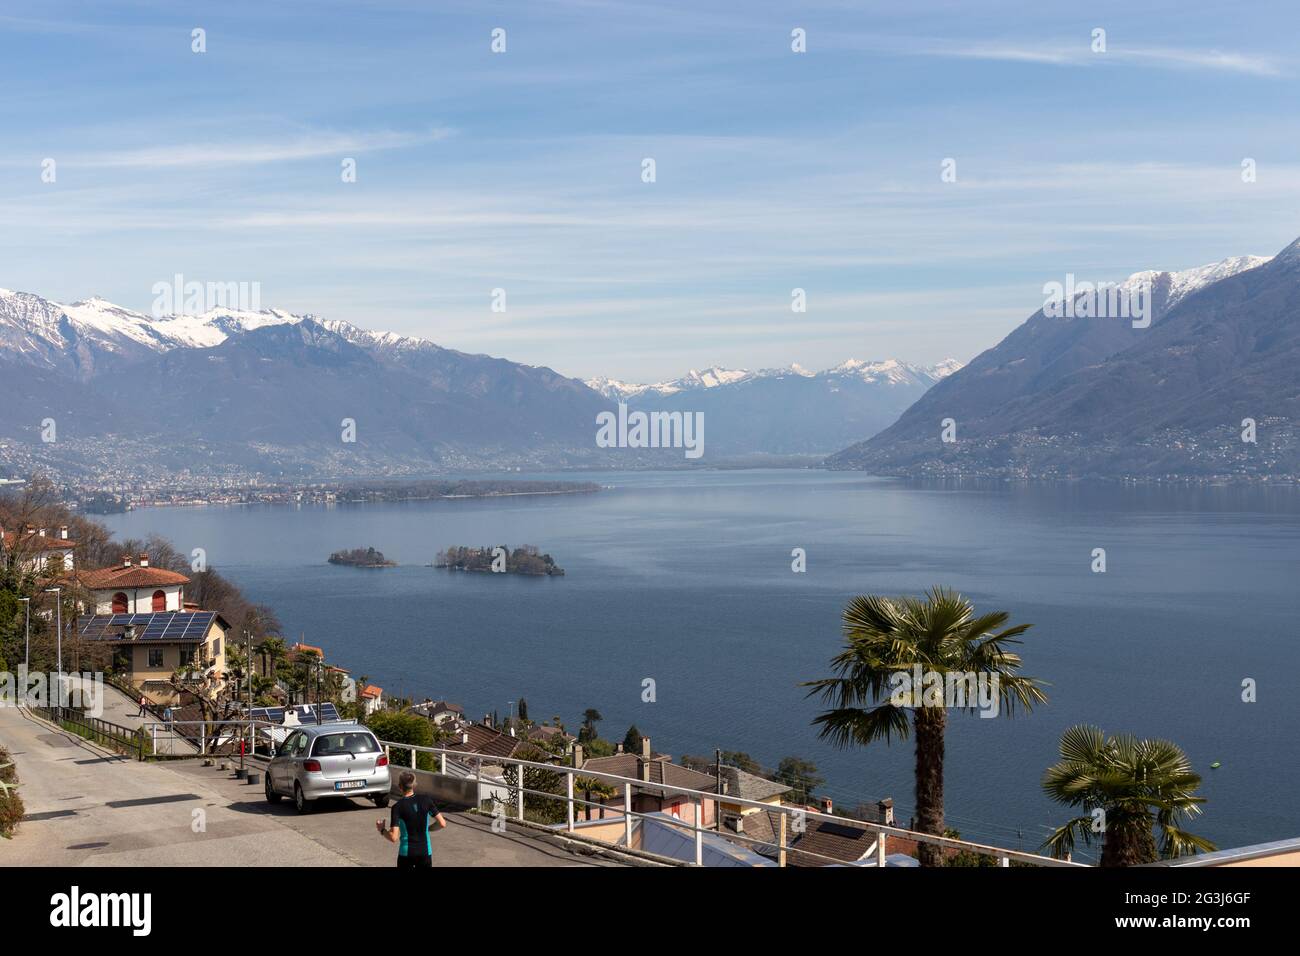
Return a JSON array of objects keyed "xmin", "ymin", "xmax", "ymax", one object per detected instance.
[
  {"xmin": 376, "ymin": 754, "xmax": 388, "ymax": 767},
  {"xmin": 303, "ymin": 759, "xmax": 322, "ymax": 772}
]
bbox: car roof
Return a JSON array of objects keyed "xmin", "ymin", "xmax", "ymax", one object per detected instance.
[{"xmin": 293, "ymin": 722, "xmax": 372, "ymax": 737}]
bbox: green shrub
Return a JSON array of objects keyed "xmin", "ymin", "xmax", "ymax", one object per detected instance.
[
  {"xmin": 364, "ymin": 711, "xmax": 438, "ymax": 771},
  {"xmin": 0, "ymin": 744, "xmax": 23, "ymax": 838}
]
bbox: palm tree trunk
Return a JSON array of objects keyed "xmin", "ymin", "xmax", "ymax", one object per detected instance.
[
  {"xmin": 913, "ymin": 706, "xmax": 947, "ymax": 867},
  {"xmin": 1100, "ymin": 813, "xmax": 1158, "ymax": 867}
]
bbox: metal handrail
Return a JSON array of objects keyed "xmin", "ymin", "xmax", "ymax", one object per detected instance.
[
  {"xmin": 126, "ymin": 718, "xmax": 1081, "ymax": 867},
  {"xmin": 372, "ymin": 737, "xmax": 1086, "ymax": 868}
]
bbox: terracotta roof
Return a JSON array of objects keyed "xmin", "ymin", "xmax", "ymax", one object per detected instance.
[
  {"xmin": 2, "ymin": 531, "xmax": 77, "ymax": 552},
  {"xmin": 581, "ymin": 754, "xmax": 721, "ymax": 792},
  {"xmin": 528, "ymin": 724, "xmax": 574, "ymax": 742},
  {"xmin": 787, "ymin": 818, "xmax": 878, "ymax": 867},
  {"xmin": 79, "ymin": 564, "xmax": 190, "ymax": 589},
  {"xmin": 360, "ymin": 685, "xmax": 383, "ymax": 699},
  {"xmin": 442, "ymin": 723, "xmax": 528, "ymax": 760}
]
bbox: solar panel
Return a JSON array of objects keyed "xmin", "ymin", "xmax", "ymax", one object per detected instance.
[{"xmin": 78, "ymin": 611, "xmax": 217, "ymax": 641}]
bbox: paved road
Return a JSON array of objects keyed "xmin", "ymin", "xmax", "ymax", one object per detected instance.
[
  {"xmin": 0, "ymin": 707, "xmax": 617, "ymax": 867},
  {"xmin": 71, "ymin": 676, "xmax": 196, "ymax": 756}
]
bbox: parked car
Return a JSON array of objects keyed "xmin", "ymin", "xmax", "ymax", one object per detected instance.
[{"xmin": 265, "ymin": 723, "xmax": 391, "ymax": 813}]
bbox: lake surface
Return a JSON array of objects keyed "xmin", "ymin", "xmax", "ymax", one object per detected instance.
[{"xmin": 102, "ymin": 470, "xmax": 1300, "ymax": 860}]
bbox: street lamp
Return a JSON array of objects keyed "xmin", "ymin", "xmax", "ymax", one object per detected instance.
[
  {"xmin": 18, "ymin": 597, "xmax": 30, "ymax": 671},
  {"xmin": 43, "ymin": 586, "xmax": 63, "ymax": 708},
  {"xmin": 43, "ymin": 586, "xmax": 62, "ymax": 673}
]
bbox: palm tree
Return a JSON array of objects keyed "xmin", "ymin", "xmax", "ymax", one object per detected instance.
[
  {"xmin": 257, "ymin": 636, "xmax": 286, "ymax": 680},
  {"xmin": 1042, "ymin": 725, "xmax": 1216, "ymax": 866},
  {"xmin": 803, "ymin": 586, "xmax": 1046, "ymax": 866},
  {"xmin": 581, "ymin": 708, "xmax": 602, "ymax": 742},
  {"xmin": 576, "ymin": 776, "xmax": 619, "ymax": 820}
]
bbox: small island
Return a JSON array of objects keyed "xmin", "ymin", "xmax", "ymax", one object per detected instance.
[
  {"xmin": 328, "ymin": 547, "xmax": 397, "ymax": 568},
  {"xmin": 435, "ymin": 545, "xmax": 564, "ymax": 576}
]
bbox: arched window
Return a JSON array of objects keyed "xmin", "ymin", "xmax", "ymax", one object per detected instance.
[
  {"xmin": 152, "ymin": 589, "xmax": 167, "ymax": 612},
  {"xmin": 112, "ymin": 592, "xmax": 128, "ymax": 614}
]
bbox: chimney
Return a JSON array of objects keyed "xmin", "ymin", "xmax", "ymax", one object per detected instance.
[
  {"xmin": 123, "ymin": 555, "xmax": 133, "ymax": 568},
  {"xmin": 615, "ymin": 742, "xmax": 623, "ymax": 754},
  {"xmin": 59, "ymin": 526, "xmax": 68, "ymax": 540},
  {"xmin": 640, "ymin": 736, "xmax": 651, "ymax": 759},
  {"xmin": 461, "ymin": 732, "xmax": 470, "ymax": 745},
  {"xmin": 508, "ymin": 725, "xmax": 515, "ymax": 737},
  {"xmin": 820, "ymin": 796, "xmax": 833, "ymax": 815},
  {"xmin": 139, "ymin": 553, "xmax": 149, "ymax": 568},
  {"xmin": 877, "ymin": 797, "xmax": 894, "ymax": 826},
  {"xmin": 572, "ymin": 744, "xmax": 584, "ymax": 769},
  {"xmin": 37, "ymin": 527, "xmax": 46, "ymax": 537},
  {"xmin": 639, "ymin": 757, "xmax": 651, "ymax": 783}
]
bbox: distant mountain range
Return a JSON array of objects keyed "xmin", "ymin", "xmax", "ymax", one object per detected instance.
[
  {"xmin": 829, "ymin": 241, "xmax": 1300, "ymax": 480},
  {"xmin": 0, "ymin": 290, "xmax": 953, "ymax": 478},
  {"xmin": 588, "ymin": 359, "xmax": 961, "ymax": 456}
]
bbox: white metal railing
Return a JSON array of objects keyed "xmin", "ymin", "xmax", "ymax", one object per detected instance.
[
  {"xmin": 372, "ymin": 737, "xmax": 1086, "ymax": 869},
  {"xmin": 141, "ymin": 717, "xmax": 1084, "ymax": 867}
]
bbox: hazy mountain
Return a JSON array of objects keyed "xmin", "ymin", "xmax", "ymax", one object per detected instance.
[
  {"xmin": 586, "ymin": 359, "xmax": 961, "ymax": 455},
  {"xmin": 828, "ymin": 245, "xmax": 1298, "ymax": 479}
]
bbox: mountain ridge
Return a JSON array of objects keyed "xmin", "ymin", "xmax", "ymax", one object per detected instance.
[{"xmin": 828, "ymin": 246, "xmax": 1298, "ymax": 480}]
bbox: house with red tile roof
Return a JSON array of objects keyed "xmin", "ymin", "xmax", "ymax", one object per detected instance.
[
  {"xmin": 0, "ymin": 524, "xmax": 77, "ymax": 575},
  {"xmin": 79, "ymin": 553, "xmax": 190, "ymax": 614}
]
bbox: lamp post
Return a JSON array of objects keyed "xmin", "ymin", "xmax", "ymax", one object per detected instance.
[
  {"xmin": 18, "ymin": 597, "xmax": 30, "ymax": 671},
  {"xmin": 43, "ymin": 587, "xmax": 62, "ymax": 706}
]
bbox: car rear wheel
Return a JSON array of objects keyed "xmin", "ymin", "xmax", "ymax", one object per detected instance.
[
  {"xmin": 265, "ymin": 773, "xmax": 282, "ymax": 804},
  {"xmin": 372, "ymin": 793, "xmax": 390, "ymax": 808},
  {"xmin": 294, "ymin": 783, "xmax": 313, "ymax": 814}
]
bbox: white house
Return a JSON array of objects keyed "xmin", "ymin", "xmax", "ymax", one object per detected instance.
[
  {"xmin": 0, "ymin": 525, "xmax": 77, "ymax": 575},
  {"xmin": 79, "ymin": 553, "xmax": 190, "ymax": 614}
]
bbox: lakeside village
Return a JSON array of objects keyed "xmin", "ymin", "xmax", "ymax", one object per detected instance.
[{"xmin": 1, "ymin": 479, "xmax": 1237, "ymax": 867}]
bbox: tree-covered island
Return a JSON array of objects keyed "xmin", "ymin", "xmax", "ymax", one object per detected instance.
[{"xmin": 435, "ymin": 544, "xmax": 564, "ymax": 576}]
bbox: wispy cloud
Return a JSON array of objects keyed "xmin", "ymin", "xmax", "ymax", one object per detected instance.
[
  {"xmin": 856, "ymin": 36, "xmax": 1286, "ymax": 77},
  {"xmin": 69, "ymin": 128, "xmax": 452, "ymax": 169}
]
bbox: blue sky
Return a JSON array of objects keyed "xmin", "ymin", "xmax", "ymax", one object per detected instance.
[{"xmin": 2, "ymin": 0, "xmax": 1298, "ymax": 381}]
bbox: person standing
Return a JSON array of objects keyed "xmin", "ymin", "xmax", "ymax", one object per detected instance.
[
  {"xmin": 137, "ymin": 695, "xmax": 148, "ymax": 717},
  {"xmin": 377, "ymin": 770, "xmax": 446, "ymax": 867}
]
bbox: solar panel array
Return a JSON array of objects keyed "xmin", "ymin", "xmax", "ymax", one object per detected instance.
[
  {"xmin": 249, "ymin": 703, "xmax": 341, "ymax": 724},
  {"xmin": 78, "ymin": 611, "xmax": 216, "ymax": 642}
]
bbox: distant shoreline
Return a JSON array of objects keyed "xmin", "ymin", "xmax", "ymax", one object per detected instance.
[{"xmin": 104, "ymin": 485, "xmax": 604, "ymax": 512}]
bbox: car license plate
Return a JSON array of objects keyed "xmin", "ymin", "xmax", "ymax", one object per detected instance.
[{"xmin": 335, "ymin": 780, "xmax": 366, "ymax": 791}]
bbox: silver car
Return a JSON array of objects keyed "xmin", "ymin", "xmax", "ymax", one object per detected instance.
[{"xmin": 264, "ymin": 723, "xmax": 391, "ymax": 813}]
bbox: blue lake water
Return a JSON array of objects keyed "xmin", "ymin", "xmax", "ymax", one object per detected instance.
[{"xmin": 101, "ymin": 470, "xmax": 1300, "ymax": 859}]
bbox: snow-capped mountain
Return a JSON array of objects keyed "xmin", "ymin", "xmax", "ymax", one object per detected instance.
[
  {"xmin": 586, "ymin": 358, "xmax": 960, "ymax": 401},
  {"xmin": 0, "ymin": 289, "xmax": 449, "ymax": 380},
  {"xmin": 830, "ymin": 247, "xmax": 1294, "ymax": 478}
]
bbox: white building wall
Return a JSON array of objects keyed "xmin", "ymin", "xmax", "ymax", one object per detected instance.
[{"xmin": 93, "ymin": 584, "xmax": 184, "ymax": 614}]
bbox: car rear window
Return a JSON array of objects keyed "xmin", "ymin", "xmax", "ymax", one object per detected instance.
[{"xmin": 312, "ymin": 732, "xmax": 380, "ymax": 756}]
